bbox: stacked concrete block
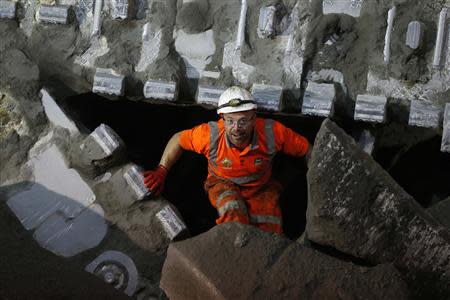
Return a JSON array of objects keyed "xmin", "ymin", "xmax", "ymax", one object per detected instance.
[
  {"xmin": 441, "ymin": 103, "xmax": 450, "ymax": 153},
  {"xmin": 123, "ymin": 164, "xmax": 151, "ymax": 200},
  {"xmin": 251, "ymin": 84, "xmax": 283, "ymax": 112},
  {"xmin": 408, "ymin": 100, "xmax": 442, "ymax": 129},
  {"xmin": 0, "ymin": 0, "xmax": 16, "ymax": 19},
  {"xmin": 92, "ymin": 68, "xmax": 125, "ymax": 96},
  {"xmin": 38, "ymin": 4, "xmax": 71, "ymax": 24},
  {"xmin": 85, "ymin": 250, "xmax": 138, "ymax": 296},
  {"xmin": 302, "ymin": 82, "xmax": 336, "ymax": 117},
  {"xmin": 322, "ymin": 0, "xmax": 363, "ymax": 18},
  {"xmin": 7, "ymin": 143, "xmax": 107, "ymax": 257},
  {"xmin": 406, "ymin": 21, "xmax": 424, "ymax": 50},
  {"xmin": 354, "ymin": 94, "xmax": 388, "ymax": 123},
  {"xmin": 156, "ymin": 205, "xmax": 188, "ymax": 240},
  {"xmin": 196, "ymin": 85, "xmax": 226, "ymax": 107},
  {"xmin": 257, "ymin": 6, "xmax": 276, "ymax": 38},
  {"xmin": 143, "ymin": 80, "xmax": 178, "ymax": 101}
]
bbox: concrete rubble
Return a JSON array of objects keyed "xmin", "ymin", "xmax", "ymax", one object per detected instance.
[
  {"xmin": 306, "ymin": 119, "xmax": 450, "ymax": 298},
  {"xmin": 161, "ymin": 222, "xmax": 410, "ymax": 299}
]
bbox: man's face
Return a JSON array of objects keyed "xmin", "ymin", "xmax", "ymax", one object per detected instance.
[{"xmin": 222, "ymin": 110, "xmax": 256, "ymax": 149}]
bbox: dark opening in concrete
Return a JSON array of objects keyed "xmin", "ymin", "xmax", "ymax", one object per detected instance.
[
  {"xmin": 382, "ymin": 136, "xmax": 450, "ymax": 208},
  {"xmin": 61, "ymin": 93, "xmax": 322, "ymax": 239}
]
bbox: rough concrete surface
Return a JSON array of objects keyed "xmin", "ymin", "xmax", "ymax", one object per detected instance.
[
  {"xmin": 161, "ymin": 222, "xmax": 410, "ymax": 300},
  {"xmin": 306, "ymin": 118, "xmax": 450, "ymax": 299}
]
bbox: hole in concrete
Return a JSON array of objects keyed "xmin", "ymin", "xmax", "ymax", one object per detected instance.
[
  {"xmin": 61, "ymin": 93, "xmax": 322, "ymax": 239},
  {"xmin": 380, "ymin": 136, "xmax": 450, "ymax": 208}
]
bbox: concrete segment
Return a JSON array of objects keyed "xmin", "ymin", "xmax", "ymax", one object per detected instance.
[
  {"xmin": 406, "ymin": 21, "xmax": 423, "ymax": 50},
  {"xmin": 143, "ymin": 80, "xmax": 177, "ymax": 101},
  {"xmin": 0, "ymin": 0, "xmax": 16, "ymax": 19},
  {"xmin": 354, "ymin": 94, "xmax": 387, "ymax": 123},
  {"xmin": 251, "ymin": 83, "xmax": 283, "ymax": 111},
  {"xmin": 302, "ymin": 82, "xmax": 336, "ymax": 117},
  {"xmin": 38, "ymin": 4, "xmax": 70, "ymax": 24},
  {"xmin": 322, "ymin": 0, "xmax": 363, "ymax": 18},
  {"xmin": 92, "ymin": 68, "xmax": 125, "ymax": 96},
  {"xmin": 196, "ymin": 85, "xmax": 226, "ymax": 106},
  {"xmin": 408, "ymin": 100, "xmax": 442, "ymax": 129},
  {"xmin": 306, "ymin": 119, "xmax": 450, "ymax": 298}
]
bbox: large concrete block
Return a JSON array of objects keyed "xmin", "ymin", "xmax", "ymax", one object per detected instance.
[
  {"xmin": 408, "ymin": 100, "xmax": 442, "ymax": 129},
  {"xmin": 92, "ymin": 68, "xmax": 125, "ymax": 96},
  {"xmin": 251, "ymin": 84, "xmax": 283, "ymax": 112},
  {"xmin": 302, "ymin": 82, "xmax": 336, "ymax": 117},
  {"xmin": 161, "ymin": 223, "xmax": 409, "ymax": 299},
  {"xmin": 0, "ymin": 0, "xmax": 16, "ymax": 19},
  {"xmin": 442, "ymin": 103, "xmax": 450, "ymax": 153},
  {"xmin": 354, "ymin": 94, "xmax": 387, "ymax": 123},
  {"xmin": 38, "ymin": 4, "xmax": 70, "ymax": 24},
  {"xmin": 306, "ymin": 119, "xmax": 450, "ymax": 298}
]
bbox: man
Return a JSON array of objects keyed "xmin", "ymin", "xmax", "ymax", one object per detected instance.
[{"xmin": 143, "ymin": 86, "xmax": 310, "ymax": 234}]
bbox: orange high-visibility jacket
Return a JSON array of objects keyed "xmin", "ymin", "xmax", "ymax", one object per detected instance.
[{"xmin": 179, "ymin": 118, "xmax": 309, "ymax": 187}]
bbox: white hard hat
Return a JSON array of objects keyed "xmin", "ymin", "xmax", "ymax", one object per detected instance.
[{"xmin": 217, "ymin": 86, "xmax": 257, "ymax": 114}]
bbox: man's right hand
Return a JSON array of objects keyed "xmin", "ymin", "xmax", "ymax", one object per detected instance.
[{"xmin": 143, "ymin": 165, "xmax": 168, "ymax": 196}]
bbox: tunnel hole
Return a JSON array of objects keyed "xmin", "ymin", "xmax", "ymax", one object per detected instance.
[
  {"xmin": 60, "ymin": 93, "xmax": 322, "ymax": 239},
  {"xmin": 376, "ymin": 136, "xmax": 450, "ymax": 208}
]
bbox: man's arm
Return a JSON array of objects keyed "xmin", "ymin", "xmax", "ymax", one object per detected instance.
[
  {"xmin": 159, "ymin": 132, "xmax": 184, "ymax": 171},
  {"xmin": 143, "ymin": 132, "xmax": 184, "ymax": 196}
]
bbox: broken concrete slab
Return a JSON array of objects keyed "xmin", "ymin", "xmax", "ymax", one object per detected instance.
[
  {"xmin": 427, "ymin": 197, "xmax": 450, "ymax": 229},
  {"xmin": 38, "ymin": 4, "xmax": 71, "ymax": 24},
  {"xmin": 442, "ymin": 103, "xmax": 450, "ymax": 153},
  {"xmin": 251, "ymin": 83, "xmax": 283, "ymax": 112},
  {"xmin": 408, "ymin": 100, "xmax": 442, "ymax": 129},
  {"xmin": 161, "ymin": 222, "xmax": 410, "ymax": 300},
  {"xmin": 354, "ymin": 94, "xmax": 387, "ymax": 123},
  {"xmin": 306, "ymin": 118, "xmax": 450, "ymax": 298},
  {"xmin": 0, "ymin": 0, "xmax": 16, "ymax": 19},
  {"xmin": 302, "ymin": 82, "xmax": 336, "ymax": 117}
]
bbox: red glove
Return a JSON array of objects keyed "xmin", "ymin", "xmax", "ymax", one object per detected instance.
[{"xmin": 143, "ymin": 165, "xmax": 168, "ymax": 196}]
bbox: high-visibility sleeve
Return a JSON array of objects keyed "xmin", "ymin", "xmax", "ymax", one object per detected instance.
[
  {"xmin": 273, "ymin": 120, "xmax": 309, "ymax": 157},
  {"xmin": 179, "ymin": 123, "xmax": 210, "ymax": 155}
]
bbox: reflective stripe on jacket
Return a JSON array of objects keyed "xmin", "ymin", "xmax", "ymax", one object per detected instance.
[{"xmin": 179, "ymin": 118, "xmax": 309, "ymax": 187}]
